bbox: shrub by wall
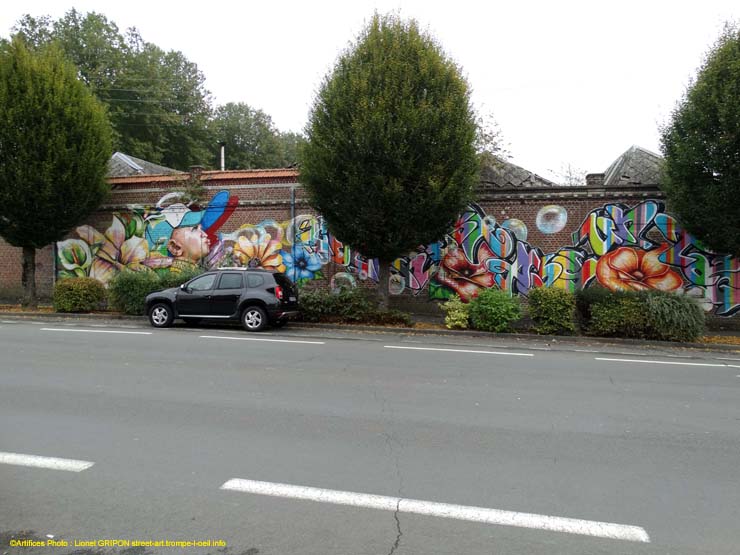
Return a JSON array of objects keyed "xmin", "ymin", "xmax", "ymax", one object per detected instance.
[
  {"xmin": 579, "ymin": 287, "xmax": 705, "ymax": 342},
  {"xmin": 527, "ymin": 287, "xmax": 576, "ymax": 335},
  {"xmin": 642, "ymin": 290, "xmax": 705, "ymax": 342},
  {"xmin": 587, "ymin": 296, "xmax": 648, "ymax": 338},
  {"xmin": 440, "ymin": 295, "xmax": 470, "ymax": 330},
  {"xmin": 468, "ymin": 288, "xmax": 521, "ymax": 333},
  {"xmin": 53, "ymin": 277, "xmax": 107, "ymax": 313},
  {"xmin": 108, "ymin": 269, "xmax": 202, "ymax": 315},
  {"xmin": 299, "ymin": 286, "xmax": 411, "ymax": 326}
]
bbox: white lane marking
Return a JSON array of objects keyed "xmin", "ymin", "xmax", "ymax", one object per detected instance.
[
  {"xmin": 574, "ymin": 349, "xmax": 599, "ymax": 353},
  {"xmin": 41, "ymin": 328, "xmax": 152, "ymax": 335},
  {"xmin": 200, "ymin": 335, "xmax": 324, "ymax": 345},
  {"xmin": 0, "ymin": 451, "xmax": 94, "ymax": 472},
  {"xmin": 384, "ymin": 345, "xmax": 533, "ymax": 357},
  {"xmin": 716, "ymin": 357, "xmax": 740, "ymax": 362},
  {"xmin": 595, "ymin": 357, "xmax": 727, "ymax": 367},
  {"xmin": 220, "ymin": 478, "xmax": 649, "ymax": 543},
  {"xmin": 1, "ymin": 320, "xmax": 20, "ymax": 324}
]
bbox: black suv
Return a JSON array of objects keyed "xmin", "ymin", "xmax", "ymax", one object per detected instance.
[{"xmin": 145, "ymin": 268, "xmax": 300, "ymax": 332}]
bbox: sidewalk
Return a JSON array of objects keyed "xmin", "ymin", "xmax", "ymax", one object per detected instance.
[{"xmin": 2, "ymin": 307, "xmax": 739, "ymax": 353}]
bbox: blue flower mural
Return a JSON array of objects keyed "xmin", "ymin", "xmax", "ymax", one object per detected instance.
[{"xmin": 282, "ymin": 245, "xmax": 323, "ymax": 282}]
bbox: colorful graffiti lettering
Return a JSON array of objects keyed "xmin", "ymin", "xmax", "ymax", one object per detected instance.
[{"xmin": 431, "ymin": 200, "xmax": 739, "ymax": 316}]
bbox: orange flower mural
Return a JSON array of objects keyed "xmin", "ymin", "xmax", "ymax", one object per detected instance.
[
  {"xmin": 596, "ymin": 246, "xmax": 683, "ymax": 292},
  {"xmin": 435, "ymin": 247, "xmax": 495, "ymax": 301}
]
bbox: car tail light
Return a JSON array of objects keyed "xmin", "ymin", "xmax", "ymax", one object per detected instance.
[{"xmin": 274, "ymin": 285, "xmax": 284, "ymax": 301}]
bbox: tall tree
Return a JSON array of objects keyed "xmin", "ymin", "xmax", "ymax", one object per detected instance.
[
  {"xmin": 12, "ymin": 10, "xmax": 213, "ymax": 170},
  {"xmin": 210, "ymin": 102, "xmax": 285, "ymax": 169},
  {"xmin": 0, "ymin": 37, "xmax": 112, "ymax": 306},
  {"xmin": 300, "ymin": 13, "xmax": 479, "ymax": 308},
  {"xmin": 660, "ymin": 24, "xmax": 740, "ymax": 256}
]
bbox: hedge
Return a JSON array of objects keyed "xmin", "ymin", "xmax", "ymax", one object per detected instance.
[{"xmin": 53, "ymin": 277, "xmax": 107, "ymax": 313}]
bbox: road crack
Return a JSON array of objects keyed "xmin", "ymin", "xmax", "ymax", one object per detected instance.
[{"xmin": 373, "ymin": 386, "xmax": 405, "ymax": 555}]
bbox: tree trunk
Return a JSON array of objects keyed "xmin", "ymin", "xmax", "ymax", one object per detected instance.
[
  {"xmin": 21, "ymin": 246, "xmax": 37, "ymax": 309},
  {"xmin": 377, "ymin": 258, "xmax": 391, "ymax": 311}
]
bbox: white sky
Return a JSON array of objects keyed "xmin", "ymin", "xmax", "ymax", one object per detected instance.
[{"xmin": 2, "ymin": 1, "xmax": 738, "ymax": 180}]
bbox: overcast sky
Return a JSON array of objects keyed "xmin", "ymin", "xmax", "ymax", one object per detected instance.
[{"xmin": 2, "ymin": 1, "xmax": 738, "ymax": 180}]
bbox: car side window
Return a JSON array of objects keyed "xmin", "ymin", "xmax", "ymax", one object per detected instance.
[
  {"xmin": 218, "ymin": 273, "xmax": 243, "ymax": 289},
  {"xmin": 188, "ymin": 274, "xmax": 216, "ymax": 291},
  {"xmin": 247, "ymin": 274, "xmax": 264, "ymax": 288}
]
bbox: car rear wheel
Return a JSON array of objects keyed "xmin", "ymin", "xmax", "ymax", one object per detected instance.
[
  {"xmin": 149, "ymin": 303, "xmax": 174, "ymax": 328},
  {"xmin": 241, "ymin": 306, "xmax": 267, "ymax": 332}
]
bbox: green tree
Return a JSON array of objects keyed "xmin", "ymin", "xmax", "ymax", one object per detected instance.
[
  {"xmin": 660, "ymin": 24, "xmax": 740, "ymax": 256},
  {"xmin": 210, "ymin": 102, "xmax": 285, "ymax": 169},
  {"xmin": 300, "ymin": 14, "xmax": 479, "ymax": 308},
  {"xmin": 0, "ymin": 37, "xmax": 111, "ymax": 307},
  {"xmin": 12, "ymin": 9, "xmax": 213, "ymax": 170}
]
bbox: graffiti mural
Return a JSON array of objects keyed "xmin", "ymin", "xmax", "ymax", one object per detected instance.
[
  {"xmin": 429, "ymin": 200, "xmax": 739, "ymax": 317},
  {"xmin": 57, "ymin": 195, "xmax": 739, "ymax": 317}
]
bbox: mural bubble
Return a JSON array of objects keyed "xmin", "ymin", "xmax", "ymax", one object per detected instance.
[
  {"xmin": 330, "ymin": 272, "xmax": 357, "ymax": 293},
  {"xmin": 501, "ymin": 218, "xmax": 528, "ymax": 241},
  {"xmin": 536, "ymin": 205, "xmax": 568, "ymax": 234},
  {"xmin": 389, "ymin": 273, "xmax": 405, "ymax": 295}
]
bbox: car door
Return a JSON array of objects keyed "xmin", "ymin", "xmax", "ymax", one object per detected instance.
[
  {"xmin": 210, "ymin": 272, "xmax": 244, "ymax": 316},
  {"xmin": 176, "ymin": 273, "xmax": 217, "ymax": 316}
]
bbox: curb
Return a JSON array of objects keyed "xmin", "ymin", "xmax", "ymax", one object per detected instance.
[{"xmin": 2, "ymin": 311, "xmax": 739, "ymax": 353}]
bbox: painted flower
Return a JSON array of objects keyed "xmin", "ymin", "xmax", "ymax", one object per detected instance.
[
  {"xmin": 57, "ymin": 239, "xmax": 93, "ymax": 277},
  {"xmin": 434, "ymin": 247, "xmax": 495, "ymax": 301},
  {"xmin": 76, "ymin": 217, "xmax": 151, "ymax": 284},
  {"xmin": 282, "ymin": 245, "xmax": 323, "ymax": 281},
  {"xmin": 233, "ymin": 232, "xmax": 285, "ymax": 272},
  {"xmin": 596, "ymin": 246, "xmax": 683, "ymax": 292}
]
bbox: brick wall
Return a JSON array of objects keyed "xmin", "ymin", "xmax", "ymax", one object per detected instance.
[{"xmin": 2, "ymin": 168, "xmax": 737, "ymax": 319}]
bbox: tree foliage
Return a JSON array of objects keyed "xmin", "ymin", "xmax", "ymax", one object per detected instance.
[
  {"xmin": 0, "ymin": 37, "xmax": 112, "ymax": 305},
  {"xmin": 660, "ymin": 24, "xmax": 740, "ymax": 256},
  {"xmin": 12, "ymin": 9, "xmax": 213, "ymax": 170},
  {"xmin": 211, "ymin": 102, "xmax": 299, "ymax": 169},
  {"xmin": 300, "ymin": 13, "xmax": 479, "ymax": 305}
]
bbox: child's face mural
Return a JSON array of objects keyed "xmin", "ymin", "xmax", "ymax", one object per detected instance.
[{"xmin": 168, "ymin": 224, "xmax": 211, "ymax": 263}]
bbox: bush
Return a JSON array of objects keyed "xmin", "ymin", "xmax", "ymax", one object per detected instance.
[
  {"xmin": 587, "ymin": 296, "xmax": 648, "ymax": 338},
  {"xmin": 579, "ymin": 287, "xmax": 706, "ymax": 342},
  {"xmin": 575, "ymin": 285, "xmax": 620, "ymax": 329},
  {"xmin": 641, "ymin": 290, "xmax": 705, "ymax": 342},
  {"xmin": 107, "ymin": 271, "xmax": 161, "ymax": 315},
  {"xmin": 439, "ymin": 295, "xmax": 470, "ymax": 330},
  {"xmin": 298, "ymin": 286, "xmax": 412, "ymax": 326},
  {"xmin": 528, "ymin": 287, "xmax": 576, "ymax": 335},
  {"xmin": 53, "ymin": 277, "xmax": 107, "ymax": 313},
  {"xmin": 468, "ymin": 288, "xmax": 521, "ymax": 333},
  {"xmin": 108, "ymin": 269, "xmax": 204, "ymax": 315}
]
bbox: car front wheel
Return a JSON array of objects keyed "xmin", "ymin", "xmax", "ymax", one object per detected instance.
[
  {"xmin": 149, "ymin": 303, "xmax": 174, "ymax": 328},
  {"xmin": 241, "ymin": 306, "xmax": 267, "ymax": 332}
]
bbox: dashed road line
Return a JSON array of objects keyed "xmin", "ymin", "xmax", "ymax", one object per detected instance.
[
  {"xmin": 200, "ymin": 335, "xmax": 325, "ymax": 345},
  {"xmin": 40, "ymin": 328, "xmax": 152, "ymax": 335},
  {"xmin": 0, "ymin": 451, "xmax": 94, "ymax": 472},
  {"xmin": 220, "ymin": 478, "xmax": 650, "ymax": 543},
  {"xmin": 595, "ymin": 357, "xmax": 730, "ymax": 367},
  {"xmin": 384, "ymin": 345, "xmax": 533, "ymax": 357}
]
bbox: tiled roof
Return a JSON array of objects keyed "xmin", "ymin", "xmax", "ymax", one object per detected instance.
[
  {"xmin": 107, "ymin": 152, "xmax": 180, "ymax": 177},
  {"xmin": 603, "ymin": 145, "xmax": 663, "ymax": 187},
  {"xmin": 200, "ymin": 168, "xmax": 299, "ymax": 181},
  {"xmin": 479, "ymin": 157, "xmax": 559, "ymax": 189}
]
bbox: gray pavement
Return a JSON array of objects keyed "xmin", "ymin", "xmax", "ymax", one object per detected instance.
[{"xmin": 1, "ymin": 319, "xmax": 739, "ymax": 554}]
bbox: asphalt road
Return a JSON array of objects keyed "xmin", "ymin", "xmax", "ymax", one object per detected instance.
[{"xmin": 1, "ymin": 318, "xmax": 739, "ymax": 555}]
